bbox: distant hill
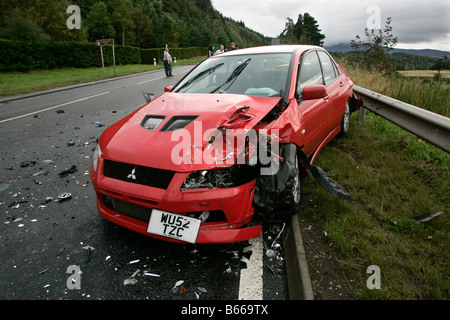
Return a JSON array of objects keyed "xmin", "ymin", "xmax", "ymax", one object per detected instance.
[
  {"xmin": 325, "ymin": 43, "xmax": 450, "ymax": 58},
  {"xmin": 0, "ymin": 0, "xmax": 270, "ymax": 49}
]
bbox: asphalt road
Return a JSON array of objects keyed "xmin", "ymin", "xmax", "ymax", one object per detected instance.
[{"xmin": 0, "ymin": 65, "xmax": 289, "ymax": 302}]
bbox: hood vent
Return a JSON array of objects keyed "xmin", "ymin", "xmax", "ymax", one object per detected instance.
[
  {"xmin": 160, "ymin": 115, "xmax": 198, "ymax": 132},
  {"xmin": 141, "ymin": 115, "xmax": 165, "ymax": 131}
]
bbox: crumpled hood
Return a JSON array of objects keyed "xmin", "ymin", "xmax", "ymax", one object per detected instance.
[{"xmin": 101, "ymin": 93, "xmax": 281, "ymax": 172}]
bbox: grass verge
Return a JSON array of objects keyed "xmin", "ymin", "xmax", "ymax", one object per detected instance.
[
  {"xmin": 300, "ymin": 102, "xmax": 449, "ymax": 299},
  {"xmin": 0, "ymin": 57, "xmax": 205, "ymax": 97}
]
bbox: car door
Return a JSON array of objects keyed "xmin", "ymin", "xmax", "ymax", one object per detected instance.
[
  {"xmin": 296, "ymin": 50, "xmax": 329, "ymax": 156},
  {"xmin": 317, "ymin": 51, "xmax": 344, "ymax": 132}
]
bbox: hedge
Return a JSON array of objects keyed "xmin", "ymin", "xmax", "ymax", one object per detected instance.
[{"xmin": 0, "ymin": 39, "xmax": 207, "ymax": 72}]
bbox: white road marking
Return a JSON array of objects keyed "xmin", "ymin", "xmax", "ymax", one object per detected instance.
[
  {"xmin": 137, "ymin": 77, "xmax": 166, "ymax": 85},
  {"xmin": 238, "ymin": 235, "xmax": 264, "ymax": 300},
  {"xmin": 0, "ymin": 91, "xmax": 110, "ymax": 124}
]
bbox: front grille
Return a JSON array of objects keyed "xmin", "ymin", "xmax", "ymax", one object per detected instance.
[
  {"xmin": 103, "ymin": 195, "xmax": 151, "ymax": 222},
  {"xmin": 103, "ymin": 159, "xmax": 175, "ymax": 189}
]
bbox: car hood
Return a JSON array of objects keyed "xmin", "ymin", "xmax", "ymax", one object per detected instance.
[{"xmin": 101, "ymin": 93, "xmax": 281, "ymax": 172}]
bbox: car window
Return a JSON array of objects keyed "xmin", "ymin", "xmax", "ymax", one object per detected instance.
[
  {"xmin": 172, "ymin": 53, "xmax": 291, "ymax": 97},
  {"xmin": 317, "ymin": 51, "xmax": 338, "ymax": 86},
  {"xmin": 297, "ymin": 51, "xmax": 323, "ymax": 94}
]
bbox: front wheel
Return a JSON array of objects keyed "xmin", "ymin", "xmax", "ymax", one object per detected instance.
[
  {"xmin": 277, "ymin": 144, "xmax": 301, "ymax": 215},
  {"xmin": 338, "ymin": 102, "xmax": 350, "ymax": 137}
]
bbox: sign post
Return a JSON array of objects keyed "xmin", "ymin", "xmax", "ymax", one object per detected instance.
[{"xmin": 96, "ymin": 39, "xmax": 116, "ymax": 77}]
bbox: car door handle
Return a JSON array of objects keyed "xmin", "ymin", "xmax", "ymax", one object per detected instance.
[{"xmin": 339, "ymin": 81, "xmax": 344, "ymax": 87}]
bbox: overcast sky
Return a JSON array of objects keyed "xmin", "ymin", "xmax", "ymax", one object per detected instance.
[{"xmin": 212, "ymin": 0, "xmax": 450, "ymax": 51}]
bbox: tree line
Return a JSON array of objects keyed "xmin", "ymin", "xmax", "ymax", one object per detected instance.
[{"xmin": 0, "ymin": 0, "xmax": 270, "ymax": 49}]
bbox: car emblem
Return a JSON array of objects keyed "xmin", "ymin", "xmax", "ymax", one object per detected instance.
[{"xmin": 127, "ymin": 167, "xmax": 137, "ymax": 180}]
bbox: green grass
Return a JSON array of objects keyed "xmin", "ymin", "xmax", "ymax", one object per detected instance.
[
  {"xmin": 300, "ymin": 111, "xmax": 449, "ymax": 300},
  {"xmin": 0, "ymin": 57, "xmax": 205, "ymax": 97},
  {"xmin": 301, "ymin": 59, "xmax": 449, "ymax": 299}
]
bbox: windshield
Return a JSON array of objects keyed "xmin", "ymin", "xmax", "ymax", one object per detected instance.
[{"xmin": 172, "ymin": 53, "xmax": 291, "ymax": 97}]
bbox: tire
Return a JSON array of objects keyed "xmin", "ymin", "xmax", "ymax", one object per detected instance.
[
  {"xmin": 253, "ymin": 143, "xmax": 301, "ymax": 217},
  {"xmin": 338, "ymin": 102, "xmax": 350, "ymax": 137},
  {"xmin": 277, "ymin": 144, "xmax": 301, "ymax": 215}
]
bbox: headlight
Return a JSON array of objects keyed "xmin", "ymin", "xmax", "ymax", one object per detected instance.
[
  {"xmin": 180, "ymin": 165, "xmax": 258, "ymax": 191},
  {"xmin": 92, "ymin": 144, "xmax": 102, "ymax": 172}
]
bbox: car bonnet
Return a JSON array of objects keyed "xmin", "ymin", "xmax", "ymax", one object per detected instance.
[{"xmin": 100, "ymin": 93, "xmax": 281, "ymax": 172}]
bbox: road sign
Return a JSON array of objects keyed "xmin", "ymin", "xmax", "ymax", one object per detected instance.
[
  {"xmin": 95, "ymin": 39, "xmax": 116, "ymax": 76},
  {"xmin": 96, "ymin": 39, "xmax": 114, "ymax": 46}
]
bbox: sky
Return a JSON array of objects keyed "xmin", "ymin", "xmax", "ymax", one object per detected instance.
[{"xmin": 212, "ymin": 0, "xmax": 450, "ymax": 51}]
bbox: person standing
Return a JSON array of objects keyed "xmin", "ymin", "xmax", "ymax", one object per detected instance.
[
  {"xmin": 215, "ymin": 44, "xmax": 225, "ymax": 55},
  {"xmin": 164, "ymin": 48, "xmax": 173, "ymax": 77},
  {"xmin": 208, "ymin": 44, "xmax": 215, "ymax": 57}
]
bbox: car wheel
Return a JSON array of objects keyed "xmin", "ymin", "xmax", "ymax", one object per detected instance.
[
  {"xmin": 277, "ymin": 143, "xmax": 301, "ymax": 215},
  {"xmin": 253, "ymin": 143, "xmax": 301, "ymax": 217},
  {"xmin": 338, "ymin": 102, "xmax": 350, "ymax": 137}
]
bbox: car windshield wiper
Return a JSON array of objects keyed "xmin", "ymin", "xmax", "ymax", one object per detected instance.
[
  {"xmin": 175, "ymin": 63, "xmax": 224, "ymax": 92},
  {"xmin": 210, "ymin": 58, "xmax": 251, "ymax": 93}
]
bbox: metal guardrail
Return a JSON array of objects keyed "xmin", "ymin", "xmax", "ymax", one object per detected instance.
[{"xmin": 353, "ymin": 85, "xmax": 450, "ymax": 153}]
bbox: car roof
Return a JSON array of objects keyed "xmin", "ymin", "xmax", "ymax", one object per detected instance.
[{"xmin": 217, "ymin": 45, "xmax": 321, "ymax": 57}]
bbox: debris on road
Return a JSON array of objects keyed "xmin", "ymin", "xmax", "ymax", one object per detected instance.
[
  {"xmin": 124, "ymin": 269, "xmax": 140, "ymax": 286},
  {"xmin": 20, "ymin": 161, "xmax": 36, "ymax": 168},
  {"xmin": 58, "ymin": 165, "xmax": 77, "ymax": 177},
  {"xmin": 172, "ymin": 280, "xmax": 184, "ymax": 292},
  {"xmin": 57, "ymin": 192, "xmax": 72, "ymax": 202}
]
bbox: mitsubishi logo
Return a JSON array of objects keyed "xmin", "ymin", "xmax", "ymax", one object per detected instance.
[{"xmin": 127, "ymin": 167, "xmax": 137, "ymax": 180}]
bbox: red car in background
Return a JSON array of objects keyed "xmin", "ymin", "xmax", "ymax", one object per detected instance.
[{"xmin": 90, "ymin": 45, "xmax": 361, "ymax": 244}]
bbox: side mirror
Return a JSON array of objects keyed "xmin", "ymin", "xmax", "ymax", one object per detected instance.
[
  {"xmin": 143, "ymin": 92, "xmax": 155, "ymax": 103},
  {"xmin": 164, "ymin": 85, "xmax": 174, "ymax": 92},
  {"xmin": 301, "ymin": 85, "xmax": 327, "ymax": 100}
]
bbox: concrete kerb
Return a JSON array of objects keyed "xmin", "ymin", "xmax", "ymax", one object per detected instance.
[
  {"xmin": 0, "ymin": 68, "xmax": 166, "ymax": 104},
  {"xmin": 283, "ymin": 213, "xmax": 315, "ymax": 300}
]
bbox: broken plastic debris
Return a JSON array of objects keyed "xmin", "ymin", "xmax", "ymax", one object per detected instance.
[
  {"xmin": 95, "ymin": 121, "xmax": 105, "ymax": 127},
  {"xmin": 124, "ymin": 269, "xmax": 140, "ymax": 285},
  {"xmin": 58, "ymin": 165, "xmax": 77, "ymax": 177},
  {"xmin": 20, "ymin": 161, "xmax": 37, "ymax": 168},
  {"xmin": 413, "ymin": 211, "xmax": 444, "ymax": 223},
  {"xmin": 124, "ymin": 278, "xmax": 138, "ymax": 286},
  {"xmin": 128, "ymin": 259, "xmax": 140, "ymax": 264},
  {"xmin": 57, "ymin": 192, "xmax": 72, "ymax": 202},
  {"xmin": 172, "ymin": 280, "xmax": 184, "ymax": 292},
  {"xmin": 143, "ymin": 272, "xmax": 160, "ymax": 277}
]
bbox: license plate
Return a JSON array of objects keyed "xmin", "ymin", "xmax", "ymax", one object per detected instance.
[{"xmin": 147, "ymin": 209, "xmax": 201, "ymax": 243}]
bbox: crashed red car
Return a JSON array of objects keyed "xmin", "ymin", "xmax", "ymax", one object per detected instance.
[{"xmin": 90, "ymin": 45, "xmax": 361, "ymax": 244}]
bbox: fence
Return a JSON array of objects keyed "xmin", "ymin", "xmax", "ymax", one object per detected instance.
[{"xmin": 353, "ymin": 85, "xmax": 450, "ymax": 153}]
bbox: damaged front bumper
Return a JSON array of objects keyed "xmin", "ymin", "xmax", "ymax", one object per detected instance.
[{"xmin": 90, "ymin": 159, "xmax": 261, "ymax": 244}]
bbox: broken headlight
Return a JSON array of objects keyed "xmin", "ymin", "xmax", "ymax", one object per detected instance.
[
  {"xmin": 180, "ymin": 165, "xmax": 258, "ymax": 191},
  {"xmin": 92, "ymin": 144, "xmax": 102, "ymax": 172}
]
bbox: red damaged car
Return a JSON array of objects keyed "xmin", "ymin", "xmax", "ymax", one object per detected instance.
[{"xmin": 90, "ymin": 45, "xmax": 361, "ymax": 244}]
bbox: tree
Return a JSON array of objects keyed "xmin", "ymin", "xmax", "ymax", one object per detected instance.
[
  {"xmin": 280, "ymin": 13, "xmax": 325, "ymax": 46},
  {"xmin": 351, "ymin": 17, "xmax": 398, "ymax": 73},
  {"xmin": 86, "ymin": 2, "xmax": 115, "ymax": 42},
  {"xmin": 132, "ymin": 7, "xmax": 153, "ymax": 48},
  {"xmin": 0, "ymin": 9, "xmax": 50, "ymax": 41},
  {"xmin": 110, "ymin": 0, "xmax": 135, "ymax": 46}
]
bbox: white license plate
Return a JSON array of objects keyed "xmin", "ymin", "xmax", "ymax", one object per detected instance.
[{"xmin": 147, "ymin": 209, "xmax": 201, "ymax": 243}]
